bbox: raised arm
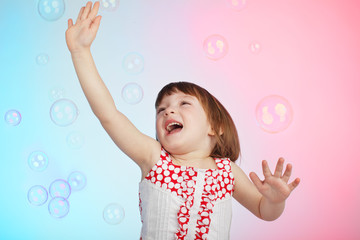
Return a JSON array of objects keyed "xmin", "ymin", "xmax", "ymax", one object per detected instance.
[{"xmin": 65, "ymin": 1, "xmax": 160, "ymax": 175}]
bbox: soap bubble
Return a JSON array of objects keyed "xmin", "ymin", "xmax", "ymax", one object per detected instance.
[
  {"xmin": 48, "ymin": 87, "xmax": 65, "ymax": 101},
  {"xmin": 122, "ymin": 83, "xmax": 143, "ymax": 104},
  {"xmin": 122, "ymin": 52, "xmax": 145, "ymax": 75},
  {"xmin": 38, "ymin": 0, "xmax": 65, "ymax": 21},
  {"xmin": 103, "ymin": 203, "xmax": 125, "ymax": 224},
  {"xmin": 228, "ymin": 0, "xmax": 247, "ymax": 11},
  {"xmin": 50, "ymin": 99, "xmax": 79, "ymax": 127},
  {"xmin": 27, "ymin": 185, "xmax": 48, "ymax": 206},
  {"xmin": 68, "ymin": 171, "xmax": 87, "ymax": 191},
  {"xmin": 36, "ymin": 53, "xmax": 49, "ymax": 65},
  {"xmin": 28, "ymin": 151, "xmax": 49, "ymax": 172},
  {"xmin": 203, "ymin": 34, "xmax": 229, "ymax": 60},
  {"xmin": 255, "ymin": 95, "xmax": 293, "ymax": 133},
  {"xmin": 66, "ymin": 131, "xmax": 85, "ymax": 149},
  {"xmin": 49, "ymin": 179, "xmax": 71, "ymax": 199},
  {"xmin": 4, "ymin": 109, "xmax": 21, "ymax": 126},
  {"xmin": 100, "ymin": 0, "xmax": 120, "ymax": 12},
  {"xmin": 48, "ymin": 197, "xmax": 70, "ymax": 218},
  {"xmin": 249, "ymin": 41, "xmax": 261, "ymax": 54}
]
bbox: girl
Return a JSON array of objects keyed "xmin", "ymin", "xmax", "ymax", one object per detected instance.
[{"xmin": 66, "ymin": 2, "xmax": 300, "ymax": 239}]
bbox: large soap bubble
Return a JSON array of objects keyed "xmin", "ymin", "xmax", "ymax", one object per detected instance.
[
  {"xmin": 103, "ymin": 203, "xmax": 125, "ymax": 224},
  {"xmin": 28, "ymin": 151, "xmax": 49, "ymax": 172},
  {"xmin": 49, "ymin": 179, "xmax": 71, "ymax": 199},
  {"xmin": 50, "ymin": 99, "xmax": 79, "ymax": 127},
  {"xmin": 4, "ymin": 109, "xmax": 21, "ymax": 126},
  {"xmin": 38, "ymin": 0, "xmax": 65, "ymax": 21},
  {"xmin": 48, "ymin": 197, "xmax": 70, "ymax": 218},
  {"xmin": 122, "ymin": 83, "xmax": 144, "ymax": 104},
  {"xmin": 27, "ymin": 185, "xmax": 48, "ymax": 206},
  {"xmin": 203, "ymin": 34, "xmax": 229, "ymax": 60},
  {"xmin": 255, "ymin": 95, "xmax": 293, "ymax": 133}
]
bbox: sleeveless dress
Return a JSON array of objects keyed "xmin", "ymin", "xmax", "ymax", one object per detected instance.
[{"xmin": 139, "ymin": 148, "xmax": 235, "ymax": 240}]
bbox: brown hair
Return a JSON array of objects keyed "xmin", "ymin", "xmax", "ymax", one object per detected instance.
[{"xmin": 155, "ymin": 82, "xmax": 240, "ymax": 162}]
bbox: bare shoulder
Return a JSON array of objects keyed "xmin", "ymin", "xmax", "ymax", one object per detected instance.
[{"xmin": 140, "ymin": 141, "xmax": 162, "ymax": 180}]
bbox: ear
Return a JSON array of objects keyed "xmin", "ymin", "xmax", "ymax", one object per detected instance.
[{"xmin": 208, "ymin": 126, "xmax": 223, "ymax": 136}]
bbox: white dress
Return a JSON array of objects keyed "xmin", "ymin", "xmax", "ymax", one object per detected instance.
[{"xmin": 139, "ymin": 148, "xmax": 235, "ymax": 240}]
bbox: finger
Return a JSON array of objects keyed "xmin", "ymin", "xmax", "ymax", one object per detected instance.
[
  {"xmin": 81, "ymin": 1, "xmax": 93, "ymax": 20},
  {"xmin": 90, "ymin": 15, "xmax": 102, "ymax": 32},
  {"xmin": 288, "ymin": 177, "xmax": 300, "ymax": 191},
  {"xmin": 262, "ymin": 160, "xmax": 272, "ymax": 178},
  {"xmin": 281, "ymin": 163, "xmax": 292, "ymax": 183},
  {"xmin": 67, "ymin": 18, "xmax": 73, "ymax": 28},
  {"xmin": 76, "ymin": 6, "xmax": 85, "ymax": 23},
  {"xmin": 88, "ymin": 1, "xmax": 100, "ymax": 21},
  {"xmin": 249, "ymin": 172, "xmax": 263, "ymax": 191},
  {"xmin": 274, "ymin": 157, "xmax": 284, "ymax": 178}
]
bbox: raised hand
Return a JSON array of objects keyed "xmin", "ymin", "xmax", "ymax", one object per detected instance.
[
  {"xmin": 65, "ymin": 1, "xmax": 102, "ymax": 53},
  {"xmin": 249, "ymin": 158, "xmax": 300, "ymax": 204}
]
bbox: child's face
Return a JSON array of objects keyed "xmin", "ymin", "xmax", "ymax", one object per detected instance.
[{"xmin": 156, "ymin": 91, "xmax": 215, "ymax": 155}]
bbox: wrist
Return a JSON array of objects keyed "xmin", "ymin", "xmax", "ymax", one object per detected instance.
[{"xmin": 70, "ymin": 48, "xmax": 92, "ymax": 59}]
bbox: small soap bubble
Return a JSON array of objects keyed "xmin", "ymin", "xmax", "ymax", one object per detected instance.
[
  {"xmin": 122, "ymin": 83, "xmax": 143, "ymax": 104},
  {"xmin": 68, "ymin": 171, "xmax": 87, "ymax": 191},
  {"xmin": 203, "ymin": 35, "xmax": 229, "ymax": 60},
  {"xmin": 38, "ymin": 0, "xmax": 65, "ymax": 21},
  {"xmin": 255, "ymin": 95, "xmax": 293, "ymax": 133},
  {"xmin": 28, "ymin": 151, "xmax": 49, "ymax": 172},
  {"xmin": 228, "ymin": 0, "xmax": 247, "ymax": 11},
  {"xmin": 48, "ymin": 87, "xmax": 65, "ymax": 101},
  {"xmin": 122, "ymin": 52, "xmax": 145, "ymax": 75},
  {"xmin": 103, "ymin": 203, "xmax": 125, "ymax": 224},
  {"xmin": 50, "ymin": 99, "xmax": 79, "ymax": 127},
  {"xmin": 249, "ymin": 41, "xmax": 261, "ymax": 54},
  {"xmin": 100, "ymin": 0, "xmax": 120, "ymax": 12},
  {"xmin": 49, "ymin": 179, "xmax": 71, "ymax": 199},
  {"xmin": 27, "ymin": 185, "xmax": 48, "ymax": 206},
  {"xmin": 36, "ymin": 53, "xmax": 49, "ymax": 65},
  {"xmin": 48, "ymin": 197, "xmax": 70, "ymax": 218},
  {"xmin": 66, "ymin": 131, "xmax": 85, "ymax": 149},
  {"xmin": 4, "ymin": 109, "xmax": 21, "ymax": 126}
]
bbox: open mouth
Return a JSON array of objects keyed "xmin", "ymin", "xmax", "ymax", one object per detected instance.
[{"xmin": 166, "ymin": 121, "xmax": 183, "ymax": 134}]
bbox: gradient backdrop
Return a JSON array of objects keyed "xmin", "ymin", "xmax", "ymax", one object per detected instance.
[{"xmin": 1, "ymin": 0, "xmax": 360, "ymax": 239}]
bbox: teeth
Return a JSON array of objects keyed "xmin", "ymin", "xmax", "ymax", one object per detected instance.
[{"xmin": 166, "ymin": 122, "xmax": 182, "ymax": 132}]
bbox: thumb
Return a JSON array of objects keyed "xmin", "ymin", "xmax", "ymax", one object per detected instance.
[{"xmin": 249, "ymin": 172, "xmax": 263, "ymax": 191}]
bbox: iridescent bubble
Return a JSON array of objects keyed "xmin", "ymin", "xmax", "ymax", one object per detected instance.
[
  {"xmin": 4, "ymin": 109, "xmax": 21, "ymax": 126},
  {"xmin": 48, "ymin": 87, "xmax": 65, "ymax": 101},
  {"xmin": 50, "ymin": 99, "xmax": 79, "ymax": 127},
  {"xmin": 228, "ymin": 0, "xmax": 247, "ymax": 11},
  {"xmin": 255, "ymin": 95, "xmax": 293, "ymax": 133},
  {"xmin": 249, "ymin": 41, "xmax": 261, "ymax": 54},
  {"xmin": 66, "ymin": 131, "xmax": 85, "ymax": 149},
  {"xmin": 48, "ymin": 197, "xmax": 70, "ymax": 218},
  {"xmin": 122, "ymin": 83, "xmax": 143, "ymax": 104},
  {"xmin": 122, "ymin": 52, "xmax": 145, "ymax": 75},
  {"xmin": 100, "ymin": 0, "xmax": 120, "ymax": 12},
  {"xmin": 38, "ymin": 0, "xmax": 65, "ymax": 21},
  {"xmin": 68, "ymin": 171, "xmax": 87, "ymax": 191},
  {"xmin": 49, "ymin": 179, "xmax": 71, "ymax": 199},
  {"xmin": 203, "ymin": 34, "xmax": 229, "ymax": 60},
  {"xmin": 103, "ymin": 203, "xmax": 125, "ymax": 224},
  {"xmin": 28, "ymin": 151, "xmax": 49, "ymax": 172},
  {"xmin": 27, "ymin": 185, "xmax": 48, "ymax": 206},
  {"xmin": 36, "ymin": 53, "xmax": 49, "ymax": 65}
]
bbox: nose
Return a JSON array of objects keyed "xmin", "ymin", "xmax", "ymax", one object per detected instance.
[{"xmin": 164, "ymin": 108, "xmax": 175, "ymax": 116}]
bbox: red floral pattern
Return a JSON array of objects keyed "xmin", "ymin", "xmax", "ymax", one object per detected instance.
[{"xmin": 143, "ymin": 148, "xmax": 234, "ymax": 239}]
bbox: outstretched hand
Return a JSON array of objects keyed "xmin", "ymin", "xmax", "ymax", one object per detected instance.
[
  {"xmin": 249, "ymin": 158, "xmax": 300, "ymax": 204},
  {"xmin": 66, "ymin": 1, "xmax": 102, "ymax": 53}
]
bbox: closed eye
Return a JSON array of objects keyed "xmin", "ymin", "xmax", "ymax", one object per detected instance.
[
  {"xmin": 181, "ymin": 101, "xmax": 190, "ymax": 106},
  {"xmin": 157, "ymin": 108, "xmax": 165, "ymax": 114}
]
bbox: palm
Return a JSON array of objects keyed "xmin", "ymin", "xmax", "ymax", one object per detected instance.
[
  {"xmin": 250, "ymin": 158, "xmax": 300, "ymax": 204},
  {"xmin": 65, "ymin": 1, "xmax": 101, "ymax": 53}
]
